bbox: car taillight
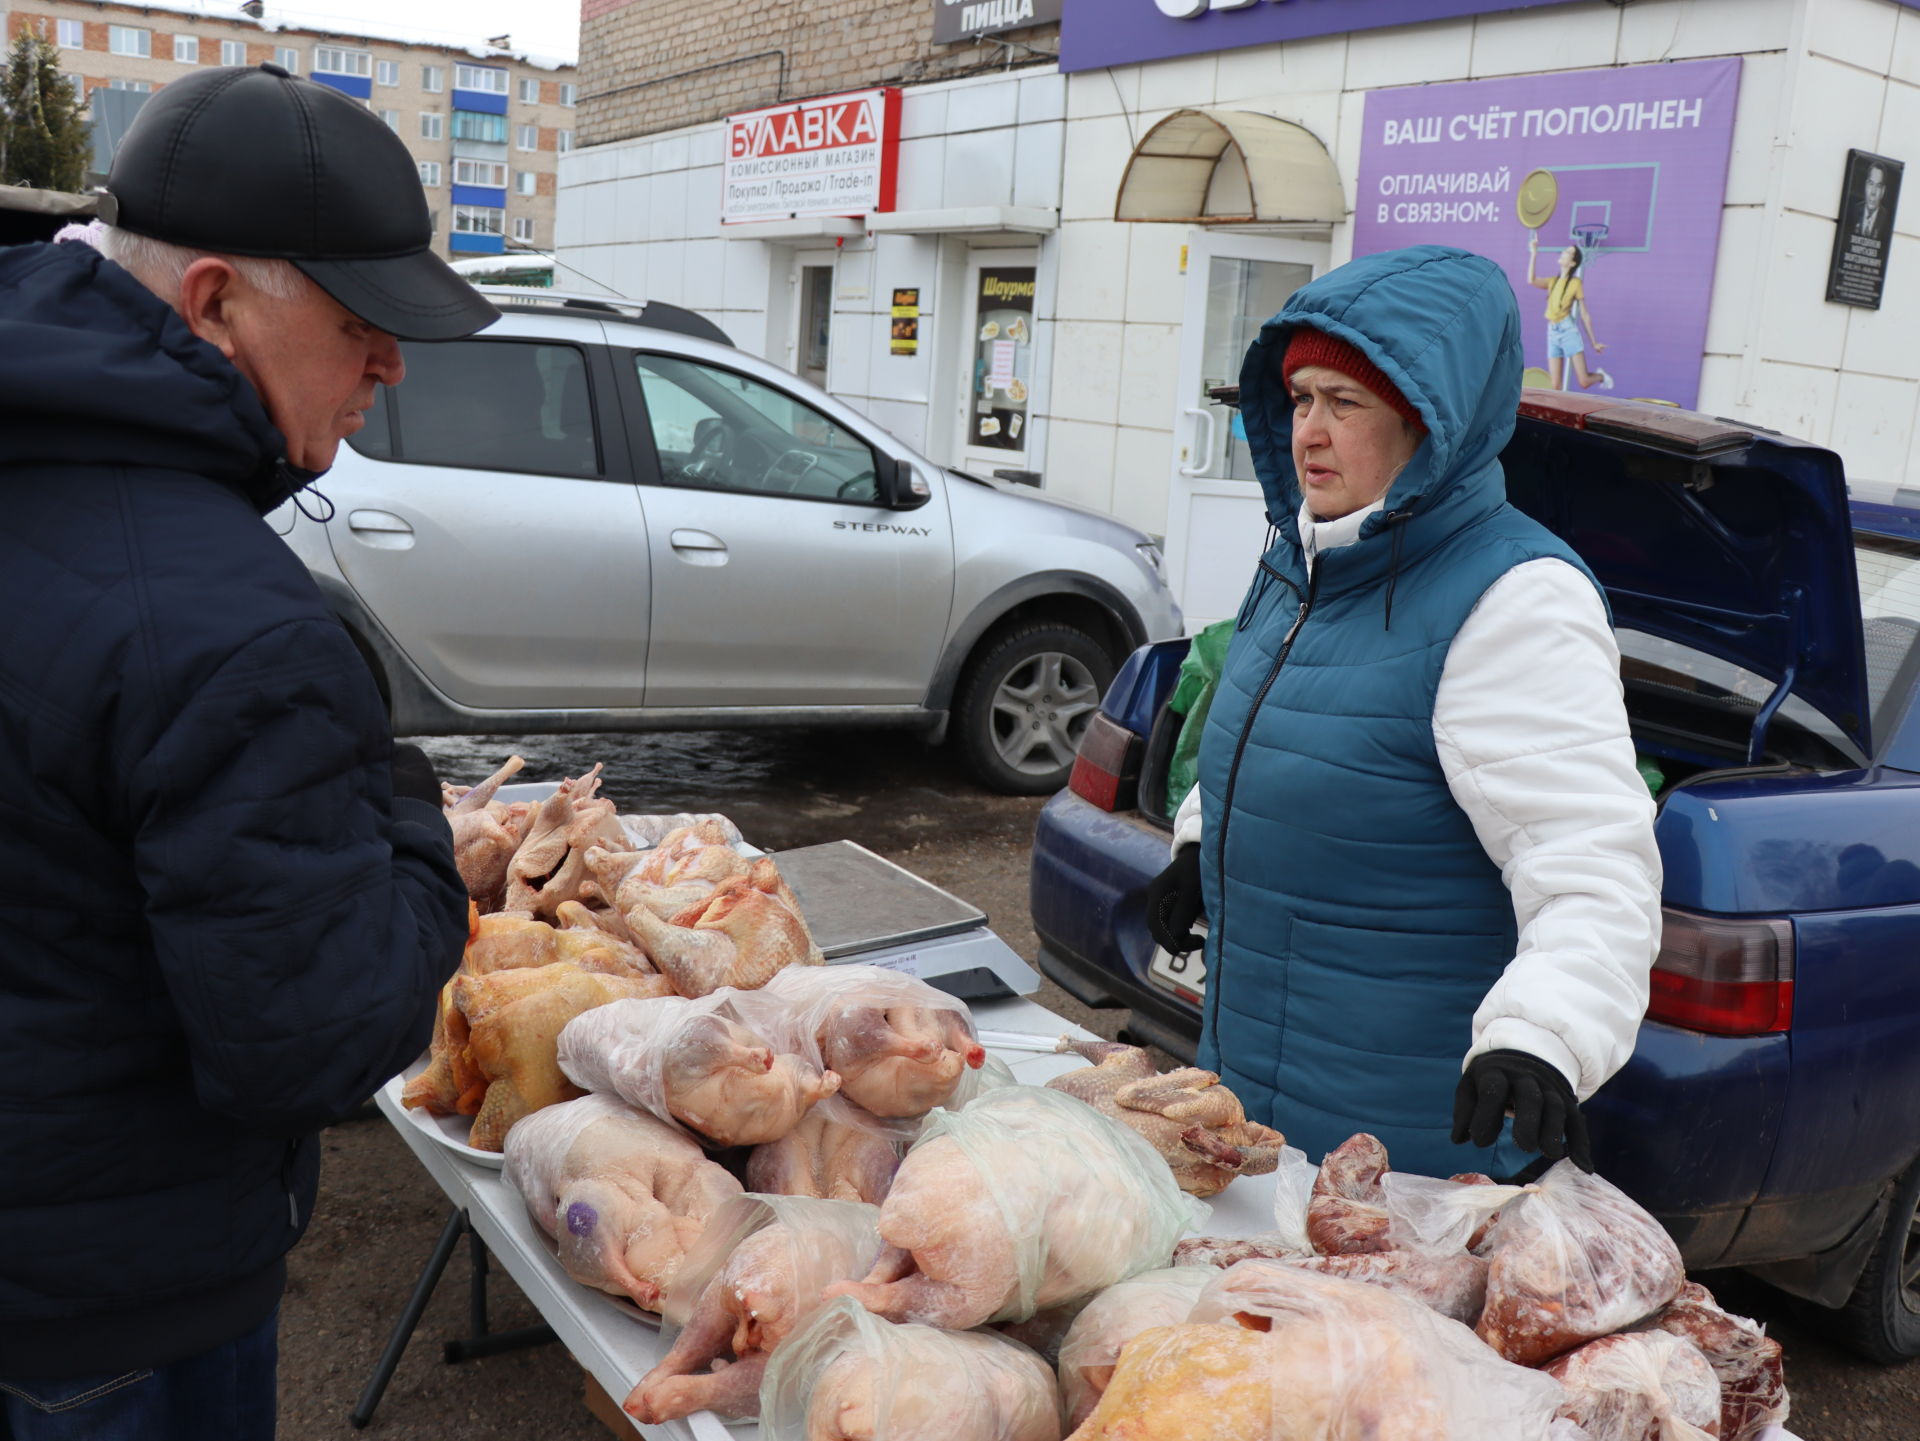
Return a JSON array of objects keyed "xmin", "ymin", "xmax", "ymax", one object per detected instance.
[
  {"xmin": 1067, "ymin": 712, "xmax": 1140, "ymax": 812},
  {"xmin": 1644, "ymin": 908, "xmax": 1794, "ymax": 1036}
]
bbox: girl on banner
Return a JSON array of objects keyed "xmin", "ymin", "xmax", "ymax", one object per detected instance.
[{"xmin": 1527, "ymin": 233, "xmax": 1612, "ymax": 392}]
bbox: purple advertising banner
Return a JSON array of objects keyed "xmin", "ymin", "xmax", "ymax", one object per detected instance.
[
  {"xmin": 1059, "ymin": 0, "xmax": 1588, "ymax": 75},
  {"xmin": 1354, "ymin": 58, "xmax": 1741, "ymax": 409}
]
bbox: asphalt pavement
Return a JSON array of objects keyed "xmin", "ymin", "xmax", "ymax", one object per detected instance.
[{"xmin": 275, "ymin": 726, "xmax": 1916, "ymax": 1438}]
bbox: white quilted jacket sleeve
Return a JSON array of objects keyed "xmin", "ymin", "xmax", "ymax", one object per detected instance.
[{"xmin": 1437, "ymin": 558, "xmax": 1663, "ymax": 1100}]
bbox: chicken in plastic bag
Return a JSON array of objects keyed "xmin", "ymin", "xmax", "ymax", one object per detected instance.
[
  {"xmin": 628, "ymin": 1195, "xmax": 883, "ymax": 1424},
  {"xmin": 761, "ymin": 1295, "xmax": 1063, "ymax": 1441},
  {"xmin": 823, "ymin": 1086, "xmax": 1207, "ymax": 1328},
  {"xmin": 1544, "ymin": 1330, "xmax": 1722, "ymax": 1440},
  {"xmin": 1633, "ymin": 1282, "xmax": 1787, "ymax": 1441},
  {"xmin": 1307, "ymin": 1133, "xmax": 1394, "ymax": 1255},
  {"xmin": 557, "ymin": 991, "xmax": 840, "ymax": 1147},
  {"xmin": 1072, "ymin": 1260, "xmax": 1564, "ymax": 1440},
  {"xmin": 502, "ymin": 1093, "xmax": 742, "ymax": 1310},
  {"xmin": 1477, "ymin": 1162, "xmax": 1686, "ymax": 1366},
  {"xmin": 1056, "ymin": 1266, "xmax": 1214, "ymax": 1428},
  {"xmin": 736, "ymin": 964, "xmax": 988, "ymax": 1131},
  {"xmin": 747, "ymin": 1109, "xmax": 906, "ymax": 1205}
]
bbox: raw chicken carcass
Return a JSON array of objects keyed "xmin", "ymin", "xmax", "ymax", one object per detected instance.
[
  {"xmin": 465, "ymin": 911, "xmax": 656, "ymax": 979},
  {"xmin": 502, "ymin": 766, "xmax": 634, "ymax": 921},
  {"xmin": 761, "ymin": 1296, "xmax": 1063, "ymax": 1441},
  {"xmin": 1545, "ymin": 1331, "xmax": 1722, "ymax": 1441},
  {"xmin": 624, "ymin": 870, "xmax": 824, "ymax": 997},
  {"xmin": 444, "ymin": 755, "xmax": 531, "ymax": 910},
  {"xmin": 1056, "ymin": 1267, "xmax": 1214, "ymax": 1428},
  {"xmin": 504, "ymin": 1093, "xmax": 742, "ymax": 1310},
  {"xmin": 747, "ymin": 1108, "xmax": 904, "ymax": 1205},
  {"xmin": 558, "ymin": 993, "xmax": 840, "ymax": 1147},
  {"xmin": 457, "ymin": 962, "xmax": 675, "ymax": 1150},
  {"xmin": 1633, "ymin": 1283, "xmax": 1788, "ymax": 1441},
  {"xmin": 585, "ymin": 822, "xmax": 758, "ymax": 921},
  {"xmin": 1045, "ymin": 1039, "xmax": 1285, "ymax": 1197},
  {"xmin": 627, "ymin": 1195, "xmax": 883, "ymax": 1424},
  {"xmin": 620, "ymin": 811, "xmax": 744, "ymax": 849},
  {"xmin": 1307, "ymin": 1132, "xmax": 1394, "ymax": 1255},
  {"xmin": 822, "ymin": 1086, "xmax": 1204, "ymax": 1329}
]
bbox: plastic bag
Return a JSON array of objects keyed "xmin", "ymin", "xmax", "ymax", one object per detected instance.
[
  {"xmin": 760, "ymin": 1295, "xmax": 1064, "ymax": 1441},
  {"xmin": 1383, "ymin": 1171, "xmax": 1526, "ymax": 1257},
  {"xmin": 628, "ymin": 1194, "xmax": 883, "ymax": 1424},
  {"xmin": 1476, "ymin": 1162, "xmax": 1687, "ymax": 1366},
  {"xmin": 556, "ymin": 991, "xmax": 840, "ymax": 1147},
  {"xmin": 824, "ymin": 1086, "xmax": 1209, "ymax": 1328},
  {"xmin": 1076, "ymin": 1260, "xmax": 1564, "ymax": 1439},
  {"xmin": 1056, "ymin": 1266, "xmax": 1214, "ymax": 1428},
  {"xmin": 746, "ymin": 1108, "xmax": 907, "ymax": 1205},
  {"xmin": 1272, "ymin": 1249, "xmax": 1489, "ymax": 1327},
  {"xmin": 1271, "ymin": 1145, "xmax": 1317, "ymax": 1251},
  {"xmin": 1307, "ymin": 1133, "xmax": 1394, "ymax": 1255},
  {"xmin": 1633, "ymin": 1282, "xmax": 1788, "ymax": 1441},
  {"xmin": 620, "ymin": 812, "xmax": 744, "ymax": 850},
  {"xmin": 1166, "ymin": 618, "xmax": 1234, "ymax": 813},
  {"xmin": 501, "ymin": 1092, "xmax": 743, "ymax": 1310},
  {"xmin": 733, "ymin": 963, "xmax": 988, "ymax": 1136},
  {"xmin": 1544, "ymin": 1331, "xmax": 1722, "ymax": 1441}
]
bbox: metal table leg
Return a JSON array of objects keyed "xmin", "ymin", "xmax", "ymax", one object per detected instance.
[
  {"xmin": 350, "ymin": 1205, "xmax": 467, "ymax": 1428},
  {"xmin": 443, "ymin": 1221, "xmax": 555, "ymax": 1362}
]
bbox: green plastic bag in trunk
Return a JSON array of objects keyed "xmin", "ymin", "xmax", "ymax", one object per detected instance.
[{"xmin": 1167, "ymin": 619, "xmax": 1235, "ymax": 815}]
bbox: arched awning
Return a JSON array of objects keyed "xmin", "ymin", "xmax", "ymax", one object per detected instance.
[{"xmin": 1114, "ymin": 109, "xmax": 1344, "ymax": 225}]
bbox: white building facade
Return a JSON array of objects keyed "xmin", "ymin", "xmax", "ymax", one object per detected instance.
[{"xmin": 559, "ymin": 0, "xmax": 1920, "ymax": 625}]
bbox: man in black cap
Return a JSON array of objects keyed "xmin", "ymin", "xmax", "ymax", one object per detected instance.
[{"xmin": 0, "ymin": 65, "xmax": 491, "ymax": 1436}]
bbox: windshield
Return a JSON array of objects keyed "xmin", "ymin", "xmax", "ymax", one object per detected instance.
[{"xmin": 1853, "ymin": 531, "xmax": 1920, "ymax": 742}]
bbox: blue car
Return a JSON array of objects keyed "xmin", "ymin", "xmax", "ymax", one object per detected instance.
[{"xmin": 1032, "ymin": 388, "xmax": 1920, "ymax": 1362}]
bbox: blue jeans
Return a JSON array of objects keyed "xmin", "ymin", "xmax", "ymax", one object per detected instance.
[{"xmin": 0, "ymin": 1310, "xmax": 276, "ymax": 1441}]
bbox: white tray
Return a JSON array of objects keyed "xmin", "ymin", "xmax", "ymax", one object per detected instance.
[{"xmin": 383, "ymin": 1055, "xmax": 506, "ymax": 1169}]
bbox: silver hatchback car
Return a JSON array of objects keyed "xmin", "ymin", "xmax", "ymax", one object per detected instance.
[{"xmin": 274, "ymin": 288, "xmax": 1183, "ymax": 794}]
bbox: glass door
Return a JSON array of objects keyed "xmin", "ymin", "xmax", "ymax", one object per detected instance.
[
  {"xmin": 1165, "ymin": 231, "xmax": 1325, "ymax": 628},
  {"xmin": 957, "ymin": 251, "xmax": 1038, "ymax": 480}
]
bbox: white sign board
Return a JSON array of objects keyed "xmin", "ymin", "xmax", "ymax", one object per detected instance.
[{"xmin": 722, "ymin": 87, "xmax": 901, "ymax": 224}]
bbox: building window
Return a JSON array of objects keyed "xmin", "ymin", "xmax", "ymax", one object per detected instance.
[
  {"xmin": 376, "ymin": 59, "xmax": 398, "ymax": 86},
  {"xmin": 57, "ymin": 19, "xmax": 83, "ymax": 48},
  {"xmin": 420, "ymin": 112, "xmax": 443, "ymax": 141},
  {"xmin": 314, "ymin": 46, "xmax": 370, "ymax": 77},
  {"xmin": 418, "ymin": 161, "xmax": 441, "ymax": 187},
  {"xmin": 174, "ymin": 35, "xmax": 198, "ymax": 63},
  {"xmin": 274, "ymin": 46, "xmax": 298, "ymax": 73},
  {"xmin": 559, "ymin": 83, "xmax": 576, "ymax": 107},
  {"xmin": 378, "ymin": 108, "xmax": 399, "ymax": 131},
  {"xmin": 515, "ymin": 123, "xmax": 537, "ymax": 151},
  {"xmin": 454, "ymin": 158, "xmax": 507, "ymax": 188},
  {"xmin": 65, "ymin": 73, "xmax": 85, "ymax": 101},
  {"xmin": 221, "ymin": 39, "xmax": 245, "ymax": 66},
  {"xmin": 517, "ymin": 77, "xmax": 538, "ymax": 103},
  {"xmin": 108, "ymin": 26, "xmax": 150, "ymax": 58},
  {"xmin": 454, "ymin": 63, "xmax": 507, "ymax": 93},
  {"xmin": 453, "ymin": 204, "xmax": 505, "ymax": 237},
  {"xmin": 512, "ymin": 216, "xmax": 535, "ymax": 243},
  {"xmin": 422, "ymin": 64, "xmax": 442, "ymax": 92},
  {"xmin": 557, "ymin": 130, "xmax": 573, "ymax": 154},
  {"xmin": 452, "ymin": 110, "xmax": 507, "ymax": 143},
  {"xmin": 109, "ymin": 77, "xmax": 152, "ymax": 92},
  {"xmin": 515, "ymin": 169, "xmax": 536, "ymax": 196}
]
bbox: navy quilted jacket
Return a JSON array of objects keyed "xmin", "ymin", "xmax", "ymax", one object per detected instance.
[{"xmin": 0, "ymin": 242, "xmax": 468, "ymax": 1377}]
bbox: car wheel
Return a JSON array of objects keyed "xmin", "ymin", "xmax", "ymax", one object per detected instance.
[
  {"xmin": 1833, "ymin": 1155, "xmax": 1920, "ymax": 1363},
  {"xmin": 955, "ymin": 622, "xmax": 1115, "ymax": 795}
]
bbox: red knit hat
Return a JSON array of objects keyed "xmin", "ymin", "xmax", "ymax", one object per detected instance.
[{"xmin": 1281, "ymin": 328, "xmax": 1427, "ymax": 432}]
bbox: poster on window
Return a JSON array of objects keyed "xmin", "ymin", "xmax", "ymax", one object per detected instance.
[
  {"xmin": 1354, "ymin": 58, "xmax": 1740, "ymax": 409},
  {"xmin": 971, "ymin": 268, "xmax": 1035, "ymax": 451}
]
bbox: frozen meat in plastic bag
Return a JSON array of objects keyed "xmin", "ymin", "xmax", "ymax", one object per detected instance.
[
  {"xmin": 1307, "ymin": 1133, "xmax": 1394, "ymax": 1255},
  {"xmin": 1384, "ymin": 1170, "xmax": 1525, "ymax": 1256},
  {"xmin": 502, "ymin": 1092, "xmax": 742, "ymax": 1310},
  {"xmin": 1056, "ymin": 1266, "xmax": 1214, "ymax": 1428},
  {"xmin": 1172, "ymin": 1145, "xmax": 1318, "ymax": 1268},
  {"xmin": 823, "ymin": 1086, "xmax": 1208, "ymax": 1328},
  {"xmin": 1073, "ymin": 1259, "xmax": 1564, "ymax": 1440},
  {"xmin": 1477, "ymin": 1162, "xmax": 1686, "ymax": 1366},
  {"xmin": 628, "ymin": 1194, "xmax": 883, "ymax": 1424},
  {"xmin": 557, "ymin": 991, "xmax": 840, "ymax": 1147},
  {"xmin": 1544, "ymin": 1330, "xmax": 1722, "ymax": 1440},
  {"xmin": 1633, "ymin": 1282, "xmax": 1788, "ymax": 1441},
  {"xmin": 761, "ymin": 1295, "xmax": 1063, "ymax": 1441},
  {"xmin": 735, "ymin": 964, "xmax": 988, "ymax": 1133},
  {"xmin": 1271, "ymin": 1248, "xmax": 1489, "ymax": 1326}
]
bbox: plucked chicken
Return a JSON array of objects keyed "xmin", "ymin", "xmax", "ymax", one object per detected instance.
[
  {"xmin": 622, "ymin": 871, "xmax": 824, "ymax": 997},
  {"xmin": 504, "ymin": 1093, "xmax": 742, "ymax": 1310},
  {"xmin": 1056, "ymin": 1267, "xmax": 1214, "ymax": 1428},
  {"xmin": 1044, "ymin": 1039, "xmax": 1285, "ymax": 1197},
  {"xmin": 823, "ymin": 1086, "xmax": 1203, "ymax": 1329},
  {"xmin": 558, "ymin": 993, "xmax": 841, "ymax": 1147},
  {"xmin": 747, "ymin": 1108, "xmax": 904, "ymax": 1205},
  {"xmin": 445, "ymin": 755, "xmax": 531, "ymax": 911},
  {"xmin": 501, "ymin": 765, "xmax": 632, "ymax": 921},
  {"xmin": 584, "ymin": 821, "xmax": 759, "ymax": 921}
]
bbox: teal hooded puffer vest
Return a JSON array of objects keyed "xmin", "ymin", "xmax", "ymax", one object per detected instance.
[{"xmin": 1194, "ymin": 246, "xmax": 1599, "ymax": 1179}]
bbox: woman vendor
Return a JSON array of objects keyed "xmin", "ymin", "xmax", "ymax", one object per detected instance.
[{"xmin": 1147, "ymin": 245, "xmax": 1661, "ymax": 1181}]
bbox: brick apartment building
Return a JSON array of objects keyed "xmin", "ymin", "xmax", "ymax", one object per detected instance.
[{"xmin": 4, "ymin": 0, "xmax": 579, "ymax": 260}]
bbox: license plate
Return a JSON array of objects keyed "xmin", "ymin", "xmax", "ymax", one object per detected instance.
[{"xmin": 1147, "ymin": 923, "xmax": 1208, "ymax": 1003}]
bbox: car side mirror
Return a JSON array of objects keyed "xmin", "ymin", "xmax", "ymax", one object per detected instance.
[{"xmin": 878, "ymin": 454, "xmax": 932, "ymax": 511}]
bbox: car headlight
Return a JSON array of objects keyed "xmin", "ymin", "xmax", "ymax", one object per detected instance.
[{"xmin": 1136, "ymin": 540, "xmax": 1166, "ymax": 582}]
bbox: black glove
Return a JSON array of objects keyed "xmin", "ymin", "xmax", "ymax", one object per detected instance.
[
  {"xmin": 389, "ymin": 742, "xmax": 444, "ymax": 810},
  {"xmin": 1451, "ymin": 1049, "xmax": 1594, "ymax": 1173},
  {"xmin": 1144, "ymin": 845, "xmax": 1205, "ymax": 955}
]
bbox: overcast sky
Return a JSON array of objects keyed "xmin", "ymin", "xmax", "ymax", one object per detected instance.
[{"xmin": 191, "ymin": 0, "xmax": 579, "ymax": 62}]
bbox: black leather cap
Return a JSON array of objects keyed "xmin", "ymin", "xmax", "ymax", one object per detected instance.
[{"xmin": 103, "ymin": 64, "xmax": 498, "ymax": 340}]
